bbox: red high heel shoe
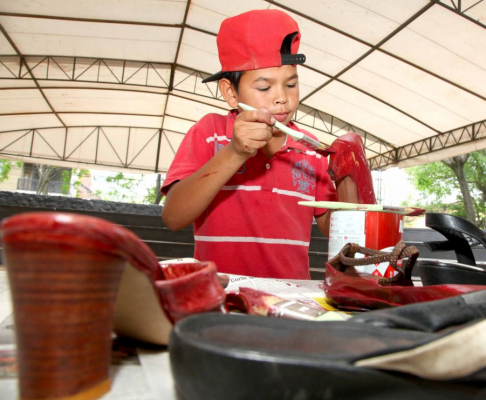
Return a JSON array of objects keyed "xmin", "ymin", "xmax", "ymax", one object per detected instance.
[
  {"xmin": 325, "ymin": 241, "xmax": 486, "ymax": 310},
  {"xmin": 328, "ymin": 132, "xmax": 376, "ymax": 204},
  {"xmin": 1, "ymin": 212, "xmax": 225, "ymax": 400}
]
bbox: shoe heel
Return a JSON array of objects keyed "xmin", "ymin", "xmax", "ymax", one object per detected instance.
[
  {"xmin": 2, "ymin": 212, "xmax": 226, "ymax": 398},
  {"xmin": 2, "ymin": 218, "xmax": 126, "ymax": 400}
]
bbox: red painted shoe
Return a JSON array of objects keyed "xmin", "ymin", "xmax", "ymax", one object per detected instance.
[
  {"xmin": 1, "ymin": 212, "xmax": 225, "ymax": 400},
  {"xmin": 328, "ymin": 132, "xmax": 376, "ymax": 204},
  {"xmin": 325, "ymin": 242, "xmax": 486, "ymax": 311}
]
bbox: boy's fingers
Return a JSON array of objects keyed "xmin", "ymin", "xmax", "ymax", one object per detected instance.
[
  {"xmin": 257, "ymin": 110, "xmax": 276, "ymax": 126},
  {"xmin": 239, "ymin": 109, "xmax": 275, "ymax": 126},
  {"xmin": 246, "ymin": 123, "xmax": 273, "ymax": 141}
]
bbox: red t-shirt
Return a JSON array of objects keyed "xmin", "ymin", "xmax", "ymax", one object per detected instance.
[{"xmin": 162, "ymin": 110, "xmax": 337, "ymax": 279}]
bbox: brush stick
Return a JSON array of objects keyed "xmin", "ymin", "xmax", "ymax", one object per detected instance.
[
  {"xmin": 298, "ymin": 201, "xmax": 426, "ymax": 216},
  {"xmin": 238, "ymin": 103, "xmax": 334, "ymax": 154}
]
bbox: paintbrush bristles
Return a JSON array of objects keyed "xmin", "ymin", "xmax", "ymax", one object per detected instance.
[
  {"xmin": 403, "ymin": 207, "xmax": 426, "ymax": 216},
  {"xmin": 382, "ymin": 205, "xmax": 426, "ymax": 216}
]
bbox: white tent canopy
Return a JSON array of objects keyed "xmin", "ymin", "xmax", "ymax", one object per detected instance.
[{"xmin": 0, "ymin": 0, "xmax": 485, "ymax": 173}]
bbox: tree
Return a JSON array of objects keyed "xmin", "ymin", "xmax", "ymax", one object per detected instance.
[
  {"xmin": 442, "ymin": 154, "xmax": 476, "ymax": 223},
  {"xmin": 92, "ymin": 172, "xmax": 164, "ymax": 205},
  {"xmin": 466, "ymin": 150, "xmax": 486, "ymax": 218},
  {"xmin": 0, "ymin": 158, "xmax": 164, "ymax": 205},
  {"xmin": 155, "ymin": 174, "xmax": 164, "ymax": 204},
  {"xmin": 0, "ymin": 160, "xmax": 69, "ymax": 194},
  {"xmin": 0, "ymin": 159, "xmax": 23, "ymax": 183},
  {"xmin": 150, "ymin": 174, "xmax": 164, "ymax": 205},
  {"xmin": 406, "ymin": 150, "xmax": 485, "ymax": 228},
  {"xmin": 68, "ymin": 168, "xmax": 92, "ymax": 197},
  {"xmin": 35, "ymin": 165, "xmax": 67, "ymax": 195},
  {"xmin": 0, "ymin": 159, "xmax": 14, "ymax": 183}
]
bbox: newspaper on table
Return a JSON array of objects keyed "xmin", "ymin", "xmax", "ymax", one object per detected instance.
[
  {"xmin": 219, "ymin": 273, "xmax": 351, "ymax": 321},
  {"xmin": 160, "ymin": 258, "xmax": 352, "ymax": 321}
]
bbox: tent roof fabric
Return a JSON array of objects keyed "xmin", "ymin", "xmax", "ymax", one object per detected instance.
[{"xmin": 0, "ymin": 0, "xmax": 485, "ymax": 173}]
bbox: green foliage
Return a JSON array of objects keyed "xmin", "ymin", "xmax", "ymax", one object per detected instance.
[
  {"xmin": 93, "ymin": 172, "xmax": 161, "ymax": 204},
  {"xmin": 0, "ymin": 159, "xmax": 22, "ymax": 183},
  {"xmin": 43, "ymin": 166, "xmax": 164, "ymax": 204},
  {"xmin": 407, "ymin": 161, "xmax": 455, "ymax": 199},
  {"xmin": 0, "ymin": 160, "xmax": 162, "ymax": 205},
  {"xmin": 405, "ymin": 150, "xmax": 485, "ymax": 228},
  {"xmin": 144, "ymin": 186, "xmax": 161, "ymax": 204},
  {"xmin": 466, "ymin": 151, "xmax": 486, "ymax": 227},
  {"xmin": 61, "ymin": 169, "xmax": 72, "ymax": 195},
  {"xmin": 69, "ymin": 168, "xmax": 91, "ymax": 197},
  {"xmin": 0, "ymin": 159, "xmax": 13, "ymax": 183},
  {"xmin": 465, "ymin": 151, "xmax": 486, "ymax": 198}
]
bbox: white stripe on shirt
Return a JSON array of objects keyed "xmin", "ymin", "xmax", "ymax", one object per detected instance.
[
  {"xmin": 222, "ymin": 185, "xmax": 262, "ymax": 191},
  {"xmin": 206, "ymin": 134, "xmax": 230, "ymax": 143},
  {"xmin": 305, "ymin": 150, "xmax": 322, "ymax": 159},
  {"xmin": 271, "ymin": 188, "xmax": 315, "ymax": 201},
  {"xmin": 289, "ymin": 148, "xmax": 323, "ymax": 159},
  {"xmin": 194, "ymin": 235, "xmax": 309, "ymax": 247}
]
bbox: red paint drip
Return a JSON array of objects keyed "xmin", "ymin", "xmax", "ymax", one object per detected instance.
[{"xmin": 198, "ymin": 171, "xmax": 218, "ymax": 180}]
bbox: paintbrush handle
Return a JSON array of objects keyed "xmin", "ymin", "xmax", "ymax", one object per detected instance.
[
  {"xmin": 238, "ymin": 102, "xmax": 302, "ymax": 141},
  {"xmin": 298, "ymin": 201, "xmax": 383, "ymax": 211},
  {"xmin": 298, "ymin": 201, "xmax": 426, "ymax": 216},
  {"xmin": 238, "ymin": 103, "xmax": 329, "ymax": 152}
]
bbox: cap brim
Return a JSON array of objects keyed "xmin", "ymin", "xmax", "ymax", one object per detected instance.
[
  {"xmin": 202, "ymin": 71, "xmax": 226, "ymax": 83},
  {"xmin": 202, "ymin": 53, "xmax": 306, "ymax": 83}
]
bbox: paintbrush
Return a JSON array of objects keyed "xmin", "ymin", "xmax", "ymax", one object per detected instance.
[
  {"xmin": 298, "ymin": 201, "xmax": 426, "ymax": 216},
  {"xmin": 238, "ymin": 103, "xmax": 335, "ymax": 155}
]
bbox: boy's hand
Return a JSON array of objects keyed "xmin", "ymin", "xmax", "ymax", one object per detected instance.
[{"xmin": 230, "ymin": 108, "xmax": 276, "ymax": 158}]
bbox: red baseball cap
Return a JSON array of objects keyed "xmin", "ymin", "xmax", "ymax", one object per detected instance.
[{"xmin": 202, "ymin": 9, "xmax": 306, "ymax": 83}]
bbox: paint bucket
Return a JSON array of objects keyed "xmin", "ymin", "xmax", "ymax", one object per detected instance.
[{"xmin": 328, "ymin": 210, "xmax": 404, "ymax": 277}]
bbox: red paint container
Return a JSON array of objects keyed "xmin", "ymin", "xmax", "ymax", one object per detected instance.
[{"xmin": 328, "ymin": 211, "xmax": 404, "ymax": 277}]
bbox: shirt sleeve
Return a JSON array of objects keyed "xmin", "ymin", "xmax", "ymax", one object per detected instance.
[
  {"xmin": 161, "ymin": 117, "xmax": 215, "ymax": 196},
  {"xmin": 314, "ymin": 155, "xmax": 337, "ymax": 217}
]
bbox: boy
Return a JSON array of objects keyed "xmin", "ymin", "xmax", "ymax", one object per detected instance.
[{"xmin": 161, "ymin": 9, "xmax": 354, "ymax": 279}]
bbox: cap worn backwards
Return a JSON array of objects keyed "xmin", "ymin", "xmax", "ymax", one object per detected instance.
[{"xmin": 202, "ymin": 9, "xmax": 306, "ymax": 83}]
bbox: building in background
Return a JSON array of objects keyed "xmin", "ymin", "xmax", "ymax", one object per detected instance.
[{"xmin": 0, "ymin": 163, "xmax": 99, "ymax": 199}]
